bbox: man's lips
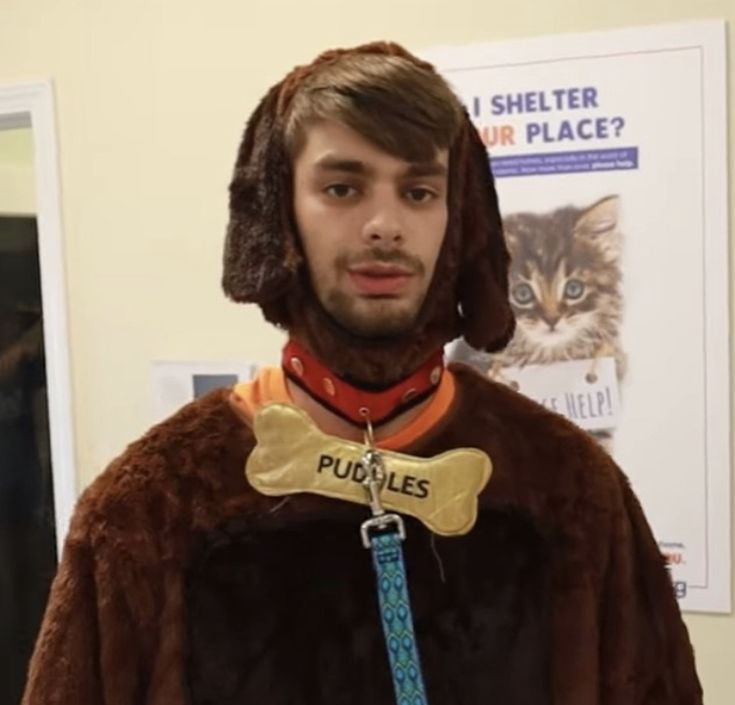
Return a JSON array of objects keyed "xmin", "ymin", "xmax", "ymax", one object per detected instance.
[{"xmin": 347, "ymin": 263, "xmax": 415, "ymax": 296}]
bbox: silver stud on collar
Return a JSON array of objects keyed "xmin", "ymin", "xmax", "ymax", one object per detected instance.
[
  {"xmin": 290, "ymin": 357, "xmax": 304, "ymax": 376},
  {"xmin": 323, "ymin": 377, "xmax": 336, "ymax": 396}
]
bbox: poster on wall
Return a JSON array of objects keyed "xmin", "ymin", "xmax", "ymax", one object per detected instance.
[
  {"xmin": 151, "ymin": 360, "xmax": 260, "ymax": 424},
  {"xmin": 424, "ymin": 21, "xmax": 730, "ymax": 613}
]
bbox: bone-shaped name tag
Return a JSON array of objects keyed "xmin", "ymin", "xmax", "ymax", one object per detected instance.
[{"xmin": 246, "ymin": 403, "xmax": 492, "ymax": 536}]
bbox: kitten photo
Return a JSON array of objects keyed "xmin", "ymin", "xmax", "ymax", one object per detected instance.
[{"xmin": 452, "ymin": 195, "xmax": 625, "ymax": 446}]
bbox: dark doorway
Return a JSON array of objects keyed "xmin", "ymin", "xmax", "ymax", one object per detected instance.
[{"xmin": 0, "ymin": 216, "xmax": 57, "ymax": 705}]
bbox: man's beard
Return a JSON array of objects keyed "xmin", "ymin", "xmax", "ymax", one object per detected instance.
[
  {"xmin": 321, "ymin": 291, "xmax": 420, "ymax": 337},
  {"xmin": 317, "ymin": 248, "xmax": 426, "ymax": 338}
]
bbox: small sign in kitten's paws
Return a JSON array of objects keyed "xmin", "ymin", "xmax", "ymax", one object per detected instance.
[{"xmin": 493, "ymin": 357, "xmax": 620, "ymax": 433}]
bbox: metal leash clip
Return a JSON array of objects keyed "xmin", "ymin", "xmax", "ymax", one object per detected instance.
[{"xmin": 359, "ymin": 416, "xmax": 406, "ymax": 549}]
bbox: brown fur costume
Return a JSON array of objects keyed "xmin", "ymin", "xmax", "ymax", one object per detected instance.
[
  {"xmin": 24, "ymin": 43, "xmax": 701, "ymax": 704},
  {"xmin": 23, "ymin": 367, "xmax": 701, "ymax": 704},
  {"xmin": 222, "ymin": 42, "xmax": 514, "ymax": 385}
]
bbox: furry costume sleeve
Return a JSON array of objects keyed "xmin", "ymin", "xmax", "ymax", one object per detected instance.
[
  {"xmin": 19, "ymin": 395, "xmax": 222, "ymax": 705},
  {"xmin": 21, "ymin": 515, "xmax": 104, "ymax": 704},
  {"xmin": 21, "ymin": 478, "xmax": 191, "ymax": 705},
  {"xmin": 597, "ymin": 474, "xmax": 702, "ymax": 704}
]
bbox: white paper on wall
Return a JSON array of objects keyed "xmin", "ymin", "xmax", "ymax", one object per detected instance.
[
  {"xmin": 151, "ymin": 360, "xmax": 260, "ymax": 424},
  {"xmin": 426, "ymin": 21, "xmax": 730, "ymax": 613}
]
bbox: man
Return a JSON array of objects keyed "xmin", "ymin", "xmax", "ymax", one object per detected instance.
[{"xmin": 24, "ymin": 42, "xmax": 701, "ymax": 705}]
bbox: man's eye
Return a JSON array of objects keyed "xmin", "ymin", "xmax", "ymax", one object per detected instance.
[
  {"xmin": 405, "ymin": 187, "xmax": 435, "ymax": 203},
  {"xmin": 324, "ymin": 184, "xmax": 357, "ymax": 198}
]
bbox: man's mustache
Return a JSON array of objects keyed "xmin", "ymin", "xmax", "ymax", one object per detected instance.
[{"xmin": 337, "ymin": 248, "xmax": 425, "ymax": 275}]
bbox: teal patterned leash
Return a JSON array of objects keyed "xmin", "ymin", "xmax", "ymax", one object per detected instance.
[
  {"xmin": 369, "ymin": 530, "xmax": 429, "ymax": 705},
  {"xmin": 360, "ymin": 442, "xmax": 429, "ymax": 705}
]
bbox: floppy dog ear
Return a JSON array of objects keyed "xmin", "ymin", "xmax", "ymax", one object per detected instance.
[
  {"xmin": 455, "ymin": 120, "xmax": 515, "ymax": 352},
  {"xmin": 222, "ymin": 84, "xmax": 302, "ymax": 305}
]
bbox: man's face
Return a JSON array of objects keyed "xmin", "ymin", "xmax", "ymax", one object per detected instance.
[{"xmin": 292, "ymin": 120, "xmax": 449, "ymax": 338}]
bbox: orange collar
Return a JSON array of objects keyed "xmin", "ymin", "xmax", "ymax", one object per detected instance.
[
  {"xmin": 229, "ymin": 366, "xmax": 456, "ymax": 452},
  {"xmin": 282, "ymin": 339, "xmax": 445, "ymax": 427}
]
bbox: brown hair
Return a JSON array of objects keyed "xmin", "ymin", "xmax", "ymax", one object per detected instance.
[{"xmin": 284, "ymin": 52, "xmax": 464, "ymax": 163}]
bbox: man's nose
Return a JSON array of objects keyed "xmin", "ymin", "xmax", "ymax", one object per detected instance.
[{"xmin": 361, "ymin": 195, "xmax": 404, "ymax": 246}]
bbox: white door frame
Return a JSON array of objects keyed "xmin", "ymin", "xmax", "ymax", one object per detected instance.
[{"xmin": 0, "ymin": 81, "xmax": 76, "ymax": 556}]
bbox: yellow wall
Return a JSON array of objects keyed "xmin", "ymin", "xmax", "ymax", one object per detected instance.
[
  {"xmin": 0, "ymin": 128, "xmax": 35, "ymax": 214},
  {"xmin": 0, "ymin": 0, "xmax": 732, "ymax": 700}
]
